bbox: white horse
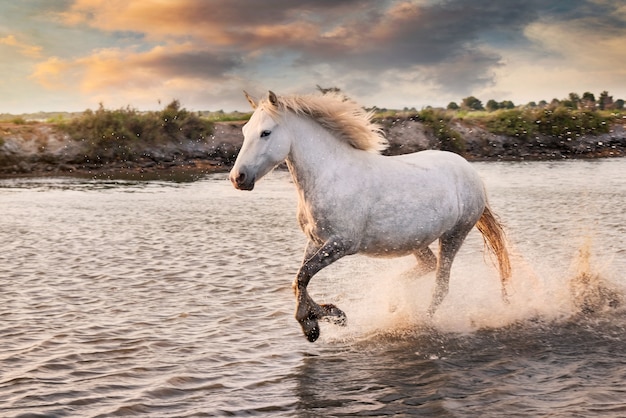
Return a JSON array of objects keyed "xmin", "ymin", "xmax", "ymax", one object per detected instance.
[{"xmin": 230, "ymin": 91, "xmax": 511, "ymax": 342}]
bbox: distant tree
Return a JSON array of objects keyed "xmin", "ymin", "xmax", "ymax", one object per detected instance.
[
  {"xmin": 598, "ymin": 90, "xmax": 613, "ymax": 110},
  {"xmin": 486, "ymin": 99, "xmax": 500, "ymax": 112},
  {"xmin": 568, "ymin": 92, "xmax": 580, "ymax": 109},
  {"xmin": 615, "ymin": 99, "xmax": 625, "ymax": 110},
  {"xmin": 562, "ymin": 99, "xmax": 576, "ymax": 109},
  {"xmin": 527, "ymin": 101, "xmax": 538, "ymax": 108},
  {"xmin": 582, "ymin": 91, "xmax": 596, "ymax": 102},
  {"xmin": 549, "ymin": 98, "xmax": 561, "ymax": 108},
  {"xmin": 461, "ymin": 96, "xmax": 484, "ymax": 111},
  {"xmin": 538, "ymin": 100, "xmax": 548, "ymax": 108},
  {"xmin": 581, "ymin": 91, "xmax": 596, "ymax": 109},
  {"xmin": 447, "ymin": 101, "xmax": 459, "ymax": 110},
  {"xmin": 316, "ymin": 85, "xmax": 342, "ymax": 95},
  {"xmin": 500, "ymin": 100, "xmax": 515, "ymax": 109}
]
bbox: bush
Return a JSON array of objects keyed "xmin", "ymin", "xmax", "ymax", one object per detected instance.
[
  {"xmin": 10, "ymin": 117, "xmax": 27, "ymax": 125},
  {"xmin": 484, "ymin": 107, "xmax": 611, "ymax": 140},
  {"xmin": 535, "ymin": 107, "xmax": 610, "ymax": 138},
  {"xmin": 418, "ymin": 108, "xmax": 465, "ymax": 154},
  {"xmin": 484, "ymin": 109, "xmax": 537, "ymax": 140},
  {"xmin": 58, "ymin": 100, "xmax": 214, "ymax": 162}
]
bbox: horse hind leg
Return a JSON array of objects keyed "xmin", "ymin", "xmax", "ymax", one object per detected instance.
[{"xmin": 428, "ymin": 225, "xmax": 473, "ymax": 316}]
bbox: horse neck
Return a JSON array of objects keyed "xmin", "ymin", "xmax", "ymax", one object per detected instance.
[{"xmin": 284, "ymin": 114, "xmax": 362, "ymax": 194}]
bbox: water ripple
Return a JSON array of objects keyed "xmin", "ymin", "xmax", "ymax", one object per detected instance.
[{"xmin": 1, "ymin": 162, "xmax": 625, "ymax": 416}]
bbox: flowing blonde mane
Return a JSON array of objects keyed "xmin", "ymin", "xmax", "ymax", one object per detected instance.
[{"xmin": 260, "ymin": 92, "xmax": 387, "ymax": 153}]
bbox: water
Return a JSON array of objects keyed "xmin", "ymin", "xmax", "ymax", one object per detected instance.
[{"xmin": 1, "ymin": 159, "xmax": 625, "ymax": 417}]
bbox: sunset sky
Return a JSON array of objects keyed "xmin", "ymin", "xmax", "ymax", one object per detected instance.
[{"xmin": 1, "ymin": 0, "xmax": 625, "ymax": 114}]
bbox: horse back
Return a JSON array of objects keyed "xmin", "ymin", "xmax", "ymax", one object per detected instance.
[{"xmin": 355, "ymin": 150, "xmax": 487, "ymax": 254}]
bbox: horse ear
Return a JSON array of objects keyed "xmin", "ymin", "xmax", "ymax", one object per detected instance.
[
  {"xmin": 243, "ymin": 90, "xmax": 257, "ymax": 109},
  {"xmin": 268, "ymin": 91, "xmax": 279, "ymax": 107}
]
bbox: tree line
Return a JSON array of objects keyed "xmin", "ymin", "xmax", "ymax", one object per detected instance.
[{"xmin": 448, "ymin": 91, "xmax": 625, "ymax": 112}]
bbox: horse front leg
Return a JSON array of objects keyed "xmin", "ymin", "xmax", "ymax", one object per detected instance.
[{"xmin": 294, "ymin": 238, "xmax": 350, "ymax": 342}]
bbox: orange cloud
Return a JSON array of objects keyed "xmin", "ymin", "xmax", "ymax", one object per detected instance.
[
  {"xmin": 56, "ymin": 0, "xmax": 239, "ymax": 44},
  {"xmin": 55, "ymin": 0, "xmax": 364, "ymax": 49},
  {"xmin": 31, "ymin": 57, "xmax": 75, "ymax": 89},
  {"xmin": 0, "ymin": 35, "xmax": 42, "ymax": 58},
  {"xmin": 30, "ymin": 43, "xmax": 241, "ymax": 106}
]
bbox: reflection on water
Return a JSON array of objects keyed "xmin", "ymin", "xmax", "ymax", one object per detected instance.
[{"xmin": 0, "ymin": 159, "xmax": 625, "ymax": 417}]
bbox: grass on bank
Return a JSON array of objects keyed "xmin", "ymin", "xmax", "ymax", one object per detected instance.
[
  {"xmin": 3, "ymin": 99, "xmax": 622, "ymax": 164},
  {"xmin": 374, "ymin": 105, "xmax": 620, "ymax": 155},
  {"xmin": 480, "ymin": 107, "xmax": 613, "ymax": 140},
  {"xmin": 57, "ymin": 100, "xmax": 214, "ymax": 162}
]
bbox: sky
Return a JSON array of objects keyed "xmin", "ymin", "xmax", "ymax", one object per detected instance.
[{"xmin": 1, "ymin": 0, "xmax": 625, "ymax": 114}]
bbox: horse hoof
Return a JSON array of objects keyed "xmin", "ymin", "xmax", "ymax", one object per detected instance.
[
  {"xmin": 321, "ymin": 303, "xmax": 347, "ymax": 326},
  {"xmin": 305, "ymin": 326, "xmax": 320, "ymax": 342},
  {"xmin": 300, "ymin": 318, "xmax": 320, "ymax": 342}
]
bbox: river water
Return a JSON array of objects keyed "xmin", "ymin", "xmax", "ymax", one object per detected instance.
[{"xmin": 1, "ymin": 158, "xmax": 625, "ymax": 417}]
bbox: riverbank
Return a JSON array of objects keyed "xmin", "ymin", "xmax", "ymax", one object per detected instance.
[{"xmin": 1, "ymin": 117, "xmax": 624, "ymax": 178}]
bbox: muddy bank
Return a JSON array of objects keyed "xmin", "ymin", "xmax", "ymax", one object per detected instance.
[
  {"xmin": 0, "ymin": 121, "xmax": 244, "ymax": 178},
  {"xmin": 1, "ymin": 118, "xmax": 624, "ymax": 178},
  {"xmin": 379, "ymin": 117, "xmax": 626, "ymax": 160}
]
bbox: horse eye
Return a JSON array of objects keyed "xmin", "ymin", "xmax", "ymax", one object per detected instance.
[{"xmin": 260, "ymin": 130, "xmax": 271, "ymax": 138}]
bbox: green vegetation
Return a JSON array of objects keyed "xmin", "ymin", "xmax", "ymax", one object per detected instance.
[
  {"xmin": 373, "ymin": 89, "xmax": 623, "ymax": 152},
  {"xmin": 483, "ymin": 107, "xmax": 612, "ymax": 140},
  {"xmin": 416, "ymin": 108, "xmax": 465, "ymax": 154},
  {"xmin": 58, "ymin": 100, "xmax": 214, "ymax": 162},
  {"xmin": 199, "ymin": 110, "xmax": 252, "ymax": 122},
  {"xmin": 10, "ymin": 117, "xmax": 28, "ymax": 125},
  {"xmin": 46, "ymin": 114, "xmax": 68, "ymax": 124}
]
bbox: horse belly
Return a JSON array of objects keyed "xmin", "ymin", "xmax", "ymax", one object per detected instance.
[
  {"xmin": 358, "ymin": 201, "xmax": 457, "ymax": 257},
  {"xmin": 357, "ymin": 156, "xmax": 483, "ymax": 256}
]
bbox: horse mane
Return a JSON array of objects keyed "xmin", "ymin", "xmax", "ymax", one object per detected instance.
[{"xmin": 260, "ymin": 92, "xmax": 387, "ymax": 153}]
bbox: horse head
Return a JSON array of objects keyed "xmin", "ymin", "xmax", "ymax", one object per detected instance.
[{"xmin": 230, "ymin": 91, "xmax": 290, "ymax": 191}]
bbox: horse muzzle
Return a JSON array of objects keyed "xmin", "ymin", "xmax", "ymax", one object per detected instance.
[{"xmin": 229, "ymin": 168, "xmax": 256, "ymax": 191}]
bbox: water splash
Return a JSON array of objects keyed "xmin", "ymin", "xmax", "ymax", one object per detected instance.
[
  {"xmin": 569, "ymin": 237, "xmax": 622, "ymax": 315},
  {"xmin": 320, "ymin": 236, "xmax": 624, "ymax": 343}
]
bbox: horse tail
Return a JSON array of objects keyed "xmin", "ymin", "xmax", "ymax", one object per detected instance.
[{"xmin": 476, "ymin": 204, "xmax": 511, "ymax": 301}]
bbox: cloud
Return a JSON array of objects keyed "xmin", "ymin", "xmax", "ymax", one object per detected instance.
[
  {"xmin": 31, "ymin": 45, "xmax": 242, "ymax": 88},
  {"xmin": 524, "ymin": 12, "xmax": 626, "ymax": 71},
  {"xmin": 30, "ymin": 43, "xmax": 246, "ymax": 109},
  {"xmin": 53, "ymin": 0, "xmax": 543, "ymax": 96},
  {"xmin": 10, "ymin": 0, "xmax": 626, "ymax": 113},
  {"xmin": 46, "ymin": 1, "xmax": 606, "ymax": 106},
  {"xmin": 0, "ymin": 34, "xmax": 42, "ymax": 58},
  {"xmin": 470, "ymin": 0, "xmax": 626, "ymax": 105},
  {"xmin": 30, "ymin": 57, "xmax": 73, "ymax": 90}
]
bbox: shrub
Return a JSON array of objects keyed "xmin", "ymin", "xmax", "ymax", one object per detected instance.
[
  {"xmin": 535, "ymin": 108, "xmax": 610, "ymax": 138},
  {"xmin": 58, "ymin": 100, "xmax": 214, "ymax": 162},
  {"xmin": 10, "ymin": 117, "xmax": 27, "ymax": 125},
  {"xmin": 484, "ymin": 107, "xmax": 612, "ymax": 140},
  {"xmin": 484, "ymin": 109, "xmax": 537, "ymax": 140},
  {"xmin": 418, "ymin": 108, "xmax": 465, "ymax": 154}
]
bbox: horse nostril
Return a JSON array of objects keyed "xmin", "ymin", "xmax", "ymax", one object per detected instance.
[
  {"xmin": 236, "ymin": 172, "xmax": 246, "ymax": 185},
  {"xmin": 230, "ymin": 168, "xmax": 254, "ymax": 190}
]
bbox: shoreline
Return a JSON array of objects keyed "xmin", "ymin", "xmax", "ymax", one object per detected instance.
[{"xmin": 1, "ymin": 119, "xmax": 624, "ymax": 179}]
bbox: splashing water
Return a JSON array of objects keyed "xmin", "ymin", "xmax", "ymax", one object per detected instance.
[
  {"xmin": 1, "ymin": 160, "xmax": 624, "ymax": 417},
  {"xmin": 317, "ymin": 233, "xmax": 624, "ymax": 342},
  {"xmin": 314, "ymin": 160, "xmax": 626, "ymax": 344},
  {"xmin": 569, "ymin": 237, "xmax": 622, "ymax": 315}
]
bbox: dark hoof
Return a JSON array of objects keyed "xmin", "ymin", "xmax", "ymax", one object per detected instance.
[
  {"xmin": 321, "ymin": 303, "xmax": 347, "ymax": 326},
  {"xmin": 305, "ymin": 325, "xmax": 320, "ymax": 342},
  {"xmin": 300, "ymin": 317, "xmax": 320, "ymax": 342}
]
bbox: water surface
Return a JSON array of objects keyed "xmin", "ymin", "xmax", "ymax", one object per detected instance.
[{"xmin": 1, "ymin": 159, "xmax": 625, "ymax": 417}]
